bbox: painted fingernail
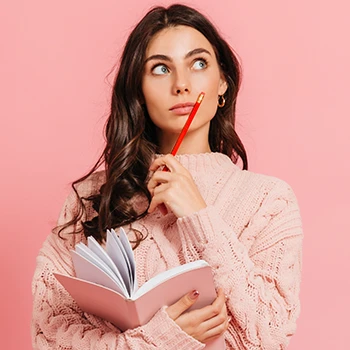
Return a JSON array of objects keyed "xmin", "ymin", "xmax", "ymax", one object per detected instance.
[{"xmin": 190, "ymin": 290, "xmax": 200, "ymax": 300}]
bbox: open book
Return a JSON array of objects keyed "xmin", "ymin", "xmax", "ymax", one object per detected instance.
[{"xmin": 54, "ymin": 228, "xmax": 225, "ymax": 349}]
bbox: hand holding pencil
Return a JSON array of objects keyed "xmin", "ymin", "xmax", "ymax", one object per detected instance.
[{"xmin": 147, "ymin": 92, "xmax": 207, "ymax": 216}]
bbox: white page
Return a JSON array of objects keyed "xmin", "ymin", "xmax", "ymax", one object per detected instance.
[
  {"xmin": 118, "ymin": 228, "xmax": 138, "ymax": 294},
  {"xmin": 70, "ymin": 250, "xmax": 126, "ymax": 296},
  {"xmin": 133, "ymin": 260, "xmax": 209, "ymax": 299},
  {"xmin": 87, "ymin": 236, "xmax": 128, "ymax": 294},
  {"xmin": 105, "ymin": 230, "xmax": 131, "ymax": 296},
  {"xmin": 109, "ymin": 229, "xmax": 136, "ymax": 294},
  {"xmin": 110, "ymin": 229, "xmax": 132, "ymax": 279},
  {"xmin": 74, "ymin": 243, "xmax": 125, "ymax": 292}
]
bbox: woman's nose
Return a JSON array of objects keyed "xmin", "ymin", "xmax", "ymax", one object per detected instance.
[{"xmin": 172, "ymin": 70, "xmax": 191, "ymax": 95}]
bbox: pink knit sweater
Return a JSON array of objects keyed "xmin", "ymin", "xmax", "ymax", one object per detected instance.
[{"xmin": 31, "ymin": 152, "xmax": 303, "ymax": 349}]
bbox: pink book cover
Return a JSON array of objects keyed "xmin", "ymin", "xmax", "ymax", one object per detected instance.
[{"xmin": 54, "ymin": 264, "xmax": 225, "ymax": 349}]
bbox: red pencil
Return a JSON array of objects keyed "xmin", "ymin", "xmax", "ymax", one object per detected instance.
[
  {"xmin": 170, "ymin": 92, "xmax": 205, "ymax": 156},
  {"xmin": 163, "ymin": 92, "xmax": 205, "ymax": 172}
]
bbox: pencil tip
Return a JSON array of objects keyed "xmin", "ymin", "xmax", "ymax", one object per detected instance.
[{"xmin": 197, "ymin": 92, "xmax": 205, "ymax": 103}]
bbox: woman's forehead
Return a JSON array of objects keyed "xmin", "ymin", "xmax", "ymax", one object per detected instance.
[{"xmin": 145, "ymin": 25, "xmax": 214, "ymax": 58}]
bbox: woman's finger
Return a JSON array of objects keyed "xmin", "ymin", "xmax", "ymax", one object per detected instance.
[
  {"xmin": 175, "ymin": 288, "xmax": 226, "ymax": 326},
  {"xmin": 148, "ymin": 190, "xmax": 170, "ymax": 214},
  {"xmin": 191, "ymin": 288, "xmax": 226, "ymax": 322},
  {"xmin": 172, "ymin": 288, "xmax": 229, "ymax": 344},
  {"xmin": 166, "ymin": 290, "xmax": 200, "ymax": 320},
  {"xmin": 149, "ymin": 154, "xmax": 188, "ymax": 174},
  {"xmin": 153, "ymin": 182, "xmax": 170, "ymax": 196},
  {"xmin": 148, "ymin": 183, "xmax": 171, "ymax": 214},
  {"xmin": 201, "ymin": 315, "xmax": 231, "ymax": 344},
  {"xmin": 197, "ymin": 298, "xmax": 228, "ymax": 334},
  {"xmin": 147, "ymin": 171, "xmax": 173, "ymax": 195}
]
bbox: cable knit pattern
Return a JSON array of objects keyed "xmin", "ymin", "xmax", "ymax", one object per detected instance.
[{"xmin": 31, "ymin": 152, "xmax": 303, "ymax": 349}]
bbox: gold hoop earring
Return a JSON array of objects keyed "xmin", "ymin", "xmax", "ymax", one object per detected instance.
[{"xmin": 218, "ymin": 95, "xmax": 225, "ymax": 108}]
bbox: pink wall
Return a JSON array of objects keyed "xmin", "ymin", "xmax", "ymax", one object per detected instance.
[{"xmin": 2, "ymin": 0, "xmax": 349, "ymax": 348}]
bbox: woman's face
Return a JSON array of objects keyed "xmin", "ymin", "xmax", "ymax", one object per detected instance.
[{"xmin": 142, "ymin": 25, "xmax": 227, "ymax": 152}]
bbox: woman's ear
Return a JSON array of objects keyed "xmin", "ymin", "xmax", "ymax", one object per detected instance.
[{"xmin": 218, "ymin": 74, "xmax": 228, "ymax": 95}]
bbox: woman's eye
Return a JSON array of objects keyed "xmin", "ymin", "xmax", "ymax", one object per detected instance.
[
  {"xmin": 152, "ymin": 65, "xmax": 169, "ymax": 75},
  {"xmin": 193, "ymin": 59, "xmax": 207, "ymax": 70}
]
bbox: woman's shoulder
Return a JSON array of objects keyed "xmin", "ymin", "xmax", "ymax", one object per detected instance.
[
  {"xmin": 230, "ymin": 166, "xmax": 299, "ymax": 205},
  {"xmin": 206, "ymin": 153, "xmax": 297, "ymax": 202},
  {"xmin": 242, "ymin": 168, "xmax": 292, "ymax": 188}
]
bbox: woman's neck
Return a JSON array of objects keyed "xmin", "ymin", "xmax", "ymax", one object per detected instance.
[{"xmin": 157, "ymin": 129, "xmax": 211, "ymax": 155}]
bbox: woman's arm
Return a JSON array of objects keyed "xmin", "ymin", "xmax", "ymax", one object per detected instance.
[{"xmin": 176, "ymin": 180, "xmax": 303, "ymax": 349}]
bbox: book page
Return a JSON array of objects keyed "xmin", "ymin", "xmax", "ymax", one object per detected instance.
[
  {"xmin": 70, "ymin": 250, "xmax": 127, "ymax": 296},
  {"xmin": 74, "ymin": 243, "xmax": 128, "ymax": 294},
  {"xmin": 133, "ymin": 260, "xmax": 209, "ymax": 299},
  {"xmin": 105, "ymin": 230, "xmax": 132, "ymax": 296},
  {"xmin": 118, "ymin": 228, "xmax": 138, "ymax": 293},
  {"xmin": 75, "ymin": 243, "xmax": 117, "ymax": 282},
  {"xmin": 108, "ymin": 229, "xmax": 132, "ymax": 278},
  {"xmin": 87, "ymin": 236, "xmax": 129, "ymax": 293}
]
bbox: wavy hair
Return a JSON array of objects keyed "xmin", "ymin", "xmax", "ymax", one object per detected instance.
[{"xmin": 56, "ymin": 4, "xmax": 248, "ymax": 246}]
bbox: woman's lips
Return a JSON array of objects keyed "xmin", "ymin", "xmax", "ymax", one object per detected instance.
[
  {"xmin": 169, "ymin": 102, "xmax": 195, "ymax": 116},
  {"xmin": 170, "ymin": 106, "xmax": 194, "ymax": 115}
]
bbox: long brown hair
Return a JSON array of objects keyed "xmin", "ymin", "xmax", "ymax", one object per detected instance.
[{"xmin": 56, "ymin": 4, "xmax": 248, "ymax": 246}]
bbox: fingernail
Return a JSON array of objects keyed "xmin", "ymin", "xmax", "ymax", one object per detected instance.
[
  {"xmin": 225, "ymin": 294, "xmax": 228, "ymax": 300},
  {"xmin": 227, "ymin": 316, "xmax": 231, "ymax": 323},
  {"xmin": 190, "ymin": 290, "xmax": 200, "ymax": 300}
]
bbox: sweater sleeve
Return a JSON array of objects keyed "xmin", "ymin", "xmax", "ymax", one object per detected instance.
[
  {"xmin": 31, "ymin": 189, "xmax": 205, "ymax": 350},
  {"xmin": 176, "ymin": 179, "xmax": 303, "ymax": 350}
]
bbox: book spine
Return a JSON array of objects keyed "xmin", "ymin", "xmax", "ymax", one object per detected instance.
[{"xmin": 126, "ymin": 299, "xmax": 141, "ymax": 329}]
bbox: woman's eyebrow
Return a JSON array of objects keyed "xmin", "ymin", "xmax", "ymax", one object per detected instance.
[
  {"xmin": 185, "ymin": 48, "xmax": 211, "ymax": 59},
  {"xmin": 145, "ymin": 48, "xmax": 211, "ymax": 64},
  {"xmin": 145, "ymin": 54, "xmax": 171, "ymax": 63}
]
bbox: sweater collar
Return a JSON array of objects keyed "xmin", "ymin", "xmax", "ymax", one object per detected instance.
[{"xmin": 155, "ymin": 152, "xmax": 240, "ymax": 175}]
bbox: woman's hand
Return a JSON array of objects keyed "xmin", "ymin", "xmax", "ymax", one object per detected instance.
[
  {"xmin": 147, "ymin": 154, "xmax": 207, "ymax": 217},
  {"xmin": 166, "ymin": 288, "xmax": 230, "ymax": 344}
]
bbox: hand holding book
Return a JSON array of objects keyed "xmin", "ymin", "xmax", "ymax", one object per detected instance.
[
  {"xmin": 54, "ymin": 227, "xmax": 226, "ymax": 349},
  {"xmin": 166, "ymin": 287, "xmax": 230, "ymax": 345}
]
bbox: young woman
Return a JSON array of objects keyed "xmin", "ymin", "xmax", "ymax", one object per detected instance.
[{"xmin": 31, "ymin": 4, "xmax": 303, "ymax": 349}]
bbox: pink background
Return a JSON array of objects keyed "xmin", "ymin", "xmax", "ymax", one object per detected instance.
[{"xmin": 2, "ymin": 0, "xmax": 349, "ymax": 348}]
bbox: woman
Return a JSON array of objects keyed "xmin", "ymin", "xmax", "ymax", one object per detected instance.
[{"xmin": 31, "ymin": 4, "xmax": 303, "ymax": 349}]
